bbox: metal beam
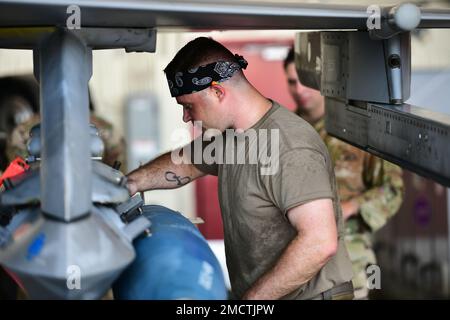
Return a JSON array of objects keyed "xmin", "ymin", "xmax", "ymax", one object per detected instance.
[
  {"xmin": 0, "ymin": 1, "xmax": 448, "ymax": 31},
  {"xmin": 0, "ymin": 27, "xmax": 157, "ymax": 51},
  {"xmin": 35, "ymin": 29, "xmax": 92, "ymax": 222}
]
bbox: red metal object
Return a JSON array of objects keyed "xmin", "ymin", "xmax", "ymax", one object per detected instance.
[{"xmin": 0, "ymin": 157, "xmax": 30, "ymax": 187}]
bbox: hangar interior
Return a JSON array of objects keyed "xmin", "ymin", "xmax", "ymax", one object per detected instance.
[{"xmin": 0, "ymin": 0, "xmax": 450, "ymax": 299}]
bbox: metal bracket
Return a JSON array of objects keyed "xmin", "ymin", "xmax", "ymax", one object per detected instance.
[
  {"xmin": 369, "ymin": 3, "xmax": 421, "ymax": 40},
  {"xmin": 116, "ymin": 194, "xmax": 145, "ymax": 223}
]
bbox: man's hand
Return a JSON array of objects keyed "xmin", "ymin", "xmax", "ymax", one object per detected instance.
[
  {"xmin": 126, "ymin": 178, "xmax": 138, "ymax": 197},
  {"xmin": 341, "ymin": 199, "xmax": 360, "ymax": 221}
]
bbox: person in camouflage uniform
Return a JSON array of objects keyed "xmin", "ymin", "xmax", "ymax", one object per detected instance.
[
  {"xmin": 284, "ymin": 48, "xmax": 404, "ymax": 299},
  {"xmin": 6, "ymin": 113, "xmax": 126, "ymax": 172}
]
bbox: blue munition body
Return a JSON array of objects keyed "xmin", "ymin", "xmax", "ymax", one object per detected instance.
[{"xmin": 113, "ymin": 205, "xmax": 227, "ymax": 300}]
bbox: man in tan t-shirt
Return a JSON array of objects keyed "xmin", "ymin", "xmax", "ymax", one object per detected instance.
[{"xmin": 126, "ymin": 37, "xmax": 354, "ymax": 300}]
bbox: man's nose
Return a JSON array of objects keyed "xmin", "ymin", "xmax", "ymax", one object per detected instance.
[
  {"xmin": 296, "ymin": 81, "xmax": 307, "ymax": 94},
  {"xmin": 183, "ymin": 109, "xmax": 192, "ymax": 123}
]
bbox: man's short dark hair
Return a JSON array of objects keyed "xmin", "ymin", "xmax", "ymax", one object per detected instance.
[
  {"xmin": 164, "ymin": 37, "xmax": 237, "ymax": 76},
  {"xmin": 283, "ymin": 47, "xmax": 295, "ymax": 70}
]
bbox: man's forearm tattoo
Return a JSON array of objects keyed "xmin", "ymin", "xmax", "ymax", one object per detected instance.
[{"xmin": 165, "ymin": 171, "xmax": 191, "ymax": 186}]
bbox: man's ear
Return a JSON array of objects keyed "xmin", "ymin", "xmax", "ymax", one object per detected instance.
[{"xmin": 210, "ymin": 82, "xmax": 225, "ymax": 101}]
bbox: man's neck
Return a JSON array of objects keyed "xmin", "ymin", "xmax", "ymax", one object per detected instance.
[{"xmin": 231, "ymin": 89, "xmax": 272, "ymax": 130}]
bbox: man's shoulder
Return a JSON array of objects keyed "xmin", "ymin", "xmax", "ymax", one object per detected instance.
[
  {"xmin": 266, "ymin": 101, "xmax": 308, "ymax": 126},
  {"xmin": 265, "ymin": 102, "xmax": 329, "ymax": 155}
]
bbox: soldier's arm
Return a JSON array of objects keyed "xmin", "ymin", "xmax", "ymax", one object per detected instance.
[
  {"xmin": 126, "ymin": 149, "xmax": 206, "ymax": 196},
  {"xmin": 348, "ymin": 158, "xmax": 404, "ymax": 231}
]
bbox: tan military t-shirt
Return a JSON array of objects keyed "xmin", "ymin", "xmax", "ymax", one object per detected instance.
[{"xmin": 192, "ymin": 101, "xmax": 353, "ymax": 299}]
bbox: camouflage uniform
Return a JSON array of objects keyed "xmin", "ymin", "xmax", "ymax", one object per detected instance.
[
  {"xmin": 6, "ymin": 114, "xmax": 126, "ymax": 171},
  {"xmin": 313, "ymin": 118, "xmax": 404, "ymax": 299}
]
